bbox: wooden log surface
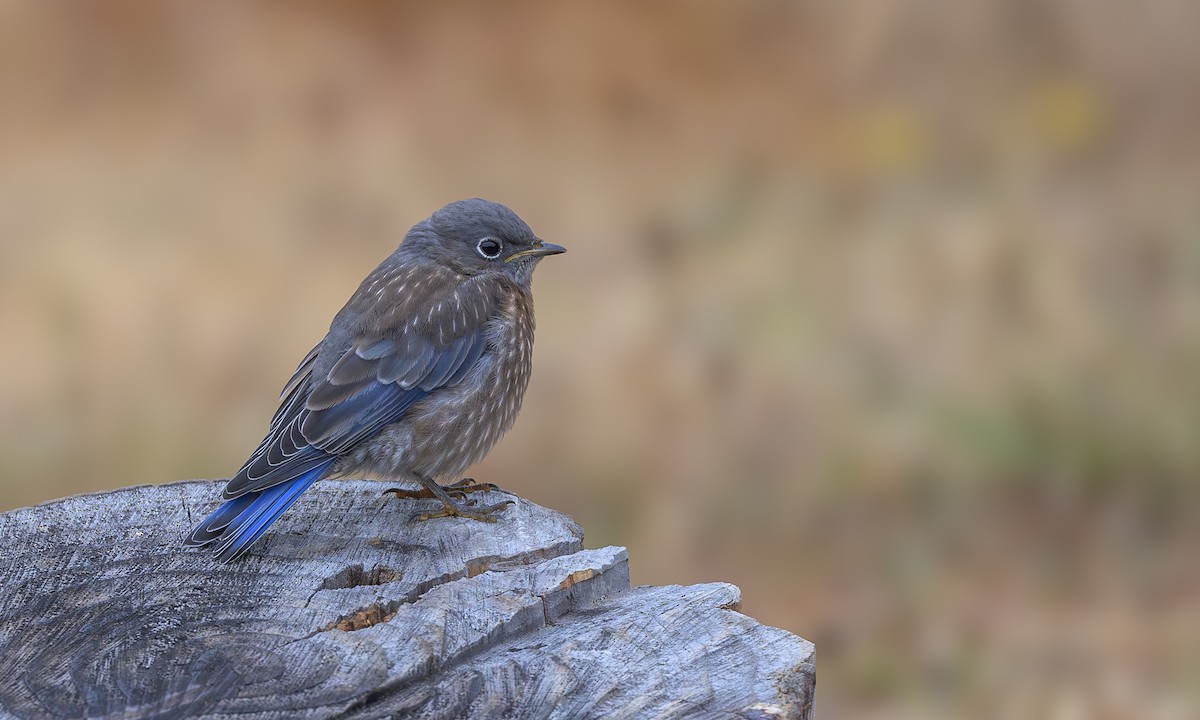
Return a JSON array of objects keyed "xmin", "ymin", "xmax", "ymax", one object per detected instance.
[{"xmin": 0, "ymin": 480, "xmax": 815, "ymax": 719}]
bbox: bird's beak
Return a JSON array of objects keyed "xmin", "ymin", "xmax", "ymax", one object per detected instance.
[{"xmin": 506, "ymin": 241, "xmax": 567, "ymax": 262}]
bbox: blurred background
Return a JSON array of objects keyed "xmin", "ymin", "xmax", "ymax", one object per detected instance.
[{"xmin": 2, "ymin": 1, "xmax": 1198, "ymax": 717}]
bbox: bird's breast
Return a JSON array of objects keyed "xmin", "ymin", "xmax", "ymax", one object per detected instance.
[{"xmin": 405, "ymin": 289, "xmax": 536, "ymax": 479}]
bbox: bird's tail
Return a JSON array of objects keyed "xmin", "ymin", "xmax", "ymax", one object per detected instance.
[{"xmin": 184, "ymin": 458, "xmax": 335, "ymax": 563}]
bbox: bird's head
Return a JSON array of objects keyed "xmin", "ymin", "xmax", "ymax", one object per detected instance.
[{"xmin": 417, "ymin": 198, "xmax": 565, "ymax": 285}]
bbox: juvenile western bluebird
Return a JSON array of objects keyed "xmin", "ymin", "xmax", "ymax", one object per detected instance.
[{"xmin": 184, "ymin": 199, "xmax": 565, "ymax": 562}]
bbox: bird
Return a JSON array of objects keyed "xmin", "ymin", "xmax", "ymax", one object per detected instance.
[{"xmin": 184, "ymin": 198, "xmax": 565, "ymax": 563}]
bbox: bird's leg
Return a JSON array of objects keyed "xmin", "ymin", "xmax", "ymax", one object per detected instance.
[{"xmin": 383, "ymin": 476, "xmax": 513, "ymax": 523}]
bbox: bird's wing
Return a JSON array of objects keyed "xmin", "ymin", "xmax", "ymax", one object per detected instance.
[{"xmin": 222, "ymin": 268, "xmax": 499, "ymax": 499}]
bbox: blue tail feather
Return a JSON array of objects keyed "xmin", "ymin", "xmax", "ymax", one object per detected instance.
[
  {"xmin": 184, "ymin": 493, "xmax": 258, "ymax": 545},
  {"xmin": 187, "ymin": 459, "xmax": 334, "ymax": 563}
]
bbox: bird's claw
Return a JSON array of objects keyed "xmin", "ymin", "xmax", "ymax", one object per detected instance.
[{"xmin": 382, "ymin": 486, "xmax": 434, "ymax": 500}]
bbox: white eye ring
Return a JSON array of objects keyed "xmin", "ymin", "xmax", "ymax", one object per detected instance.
[{"xmin": 476, "ymin": 237, "xmax": 503, "ymax": 259}]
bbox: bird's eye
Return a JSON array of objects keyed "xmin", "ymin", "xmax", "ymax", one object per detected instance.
[{"xmin": 477, "ymin": 238, "xmax": 503, "ymax": 259}]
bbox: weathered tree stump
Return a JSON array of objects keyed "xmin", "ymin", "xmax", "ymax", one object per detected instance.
[{"xmin": 0, "ymin": 480, "xmax": 814, "ymax": 719}]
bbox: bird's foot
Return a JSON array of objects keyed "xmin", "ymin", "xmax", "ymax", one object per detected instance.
[
  {"xmin": 442, "ymin": 477, "xmax": 507, "ymax": 497},
  {"xmin": 382, "ymin": 477, "xmax": 507, "ymax": 502},
  {"xmin": 383, "ymin": 477, "xmax": 514, "ymax": 522},
  {"xmin": 382, "ymin": 486, "xmax": 436, "ymax": 500},
  {"xmin": 417, "ymin": 497, "xmax": 515, "ymax": 523}
]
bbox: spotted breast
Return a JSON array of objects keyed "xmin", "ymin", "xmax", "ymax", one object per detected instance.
[
  {"xmin": 332, "ymin": 273, "xmax": 536, "ymax": 484},
  {"xmin": 404, "ymin": 278, "xmax": 535, "ymax": 480}
]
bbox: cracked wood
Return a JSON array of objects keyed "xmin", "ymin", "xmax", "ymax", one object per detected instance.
[{"xmin": 0, "ymin": 480, "xmax": 815, "ymax": 719}]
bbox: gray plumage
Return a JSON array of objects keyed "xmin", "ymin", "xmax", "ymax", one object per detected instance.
[{"xmin": 184, "ymin": 198, "xmax": 565, "ymax": 562}]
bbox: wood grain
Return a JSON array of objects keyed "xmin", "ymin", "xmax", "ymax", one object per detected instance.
[{"xmin": 0, "ymin": 480, "xmax": 814, "ymax": 719}]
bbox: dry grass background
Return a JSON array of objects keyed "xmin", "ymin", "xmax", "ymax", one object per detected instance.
[{"xmin": 2, "ymin": 1, "xmax": 1199, "ymax": 717}]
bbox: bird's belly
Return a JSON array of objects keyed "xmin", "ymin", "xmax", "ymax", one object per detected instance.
[
  {"xmin": 338, "ymin": 348, "xmax": 531, "ymax": 482},
  {"xmin": 406, "ymin": 351, "xmax": 530, "ymax": 479}
]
